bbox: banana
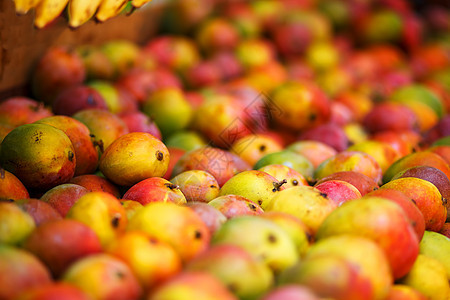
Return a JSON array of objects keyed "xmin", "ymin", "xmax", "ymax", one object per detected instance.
[
  {"xmin": 68, "ymin": 0, "xmax": 102, "ymax": 28},
  {"xmin": 95, "ymin": 0, "xmax": 128, "ymax": 22},
  {"xmin": 13, "ymin": 0, "xmax": 43, "ymax": 14},
  {"xmin": 34, "ymin": 0, "xmax": 69, "ymax": 28},
  {"xmin": 131, "ymin": 0, "xmax": 152, "ymax": 8}
]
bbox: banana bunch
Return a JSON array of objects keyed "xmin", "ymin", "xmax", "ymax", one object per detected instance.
[{"xmin": 12, "ymin": 0, "xmax": 153, "ymax": 29}]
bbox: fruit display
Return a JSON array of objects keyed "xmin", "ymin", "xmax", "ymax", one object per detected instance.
[{"xmin": 1, "ymin": 0, "xmax": 450, "ymax": 299}]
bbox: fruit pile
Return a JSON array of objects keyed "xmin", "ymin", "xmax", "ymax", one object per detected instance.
[
  {"xmin": 13, "ymin": 0, "xmax": 153, "ymax": 29},
  {"xmin": 1, "ymin": 0, "xmax": 450, "ymax": 299}
]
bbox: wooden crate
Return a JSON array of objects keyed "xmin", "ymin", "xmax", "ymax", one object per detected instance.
[{"xmin": 0, "ymin": 0, "xmax": 166, "ymax": 100}]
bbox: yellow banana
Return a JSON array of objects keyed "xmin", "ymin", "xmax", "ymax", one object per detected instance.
[
  {"xmin": 95, "ymin": 0, "xmax": 128, "ymax": 22},
  {"xmin": 34, "ymin": 0, "xmax": 69, "ymax": 28},
  {"xmin": 68, "ymin": 0, "xmax": 102, "ymax": 28},
  {"xmin": 131, "ymin": 0, "xmax": 152, "ymax": 8},
  {"xmin": 13, "ymin": 0, "xmax": 43, "ymax": 14}
]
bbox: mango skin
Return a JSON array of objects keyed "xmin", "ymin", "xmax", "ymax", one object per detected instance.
[
  {"xmin": 127, "ymin": 202, "xmax": 211, "ymax": 263},
  {"xmin": 315, "ymin": 151, "xmax": 383, "ymax": 185},
  {"xmin": 254, "ymin": 150, "xmax": 315, "ymax": 182},
  {"xmin": 0, "ymin": 245, "xmax": 52, "ymax": 300},
  {"xmin": 261, "ymin": 211, "xmax": 312, "ymax": 258},
  {"xmin": 170, "ymin": 170, "xmax": 219, "ymax": 203},
  {"xmin": 383, "ymin": 151, "xmax": 450, "ymax": 184},
  {"xmin": 398, "ymin": 255, "xmax": 450, "ymax": 300},
  {"xmin": 62, "ymin": 254, "xmax": 142, "ymax": 300},
  {"xmin": 23, "ymin": 219, "xmax": 102, "ymax": 277},
  {"xmin": 99, "ymin": 132, "xmax": 170, "ymax": 187},
  {"xmin": 385, "ymin": 285, "xmax": 427, "ymax": 300},
  {"xmin": 66, "ymin": 192, "xmax": 127, "ymax": 248},
  {"xmin": 380, "ymin": 177, "xmax": 447, "ymax": 232},
  {"xmin": 316, "ymin": 196, "xmax": 419, "ymax": 279},
  {"xmin": 147, "ymin": 271, "xmax": 237, "ymax": 300},
  {"xmin": 258, "ymin": 164, "xmax": 309, "ymax": 189},
  {"xmin": 0, "ymin": 123, "xmax": 76, "ymax": 191},
  {"xmin": 122, "ymin": 177, "xmax": 187, "ymax": 206},
  {"xmin": 72, "ymin": 109, "xmax": 129, "ymax": 151},
  {"xmin": 0, "ymin": 169, "xmax": 29, "ymax": 200},
  {"xmin": 304, "ymin": 235, "xmax": 393, "ymax": 300},
  {"xmin": 172, "ymin": 147, "xmax": 251, "ymax": 187},
  {"xmin": 279, "ymin": 255, "xmax": 374, "ymax": 300},
  {"xmin": 0, "ymin": 202, "xmax": 36, "ymax": 246},
  {"xmin": 265, "ymin": 186, "xmax": 337, "ymax": 235},
  {"xmin": 269, "ymin": 81, "xmax": 331, "ymax": 131},
  {"xmin": 419, "ymin": 231, "xmax": 450, "ymax": 280},
  {"xmin": 186, "ymin": 245, "xmax": 274, "ymax": 300},
  {"xmin": 142, "ymin": 88, "xmax": 193, "ymax": 138},
  {"xmin": 208, "ymin": 195, "xmax": 264, "ymax": 219},
  {"xmin": 35, "ymin": 115, "xmax": 99, "ymax": 176},
  {"xmin": 105, "ymin": 231, "xmax": 182, "ymax": 291},
  {"xmin": 212, "ymin": 215, "xmax": 299, "ymax": 274},
  {"xmin": 219, "ymin": 170, "xmax": 285, "ymax": 210}
]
